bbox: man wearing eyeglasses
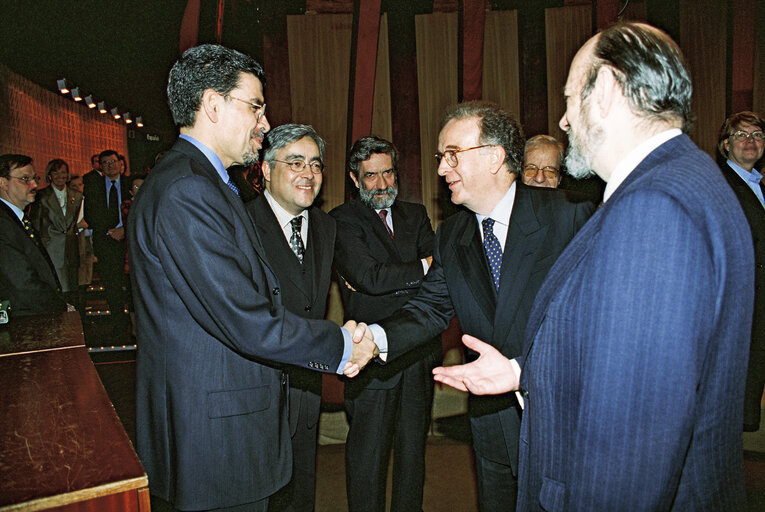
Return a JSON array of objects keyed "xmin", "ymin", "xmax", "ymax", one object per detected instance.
[
  {"xmin": 717, "ymin": 111, "xmax": 765, "ymax": 432},
  {"xmin": 352, "ymin": 102, "xmax": 595, "ymax": 511},
  {"xmin": 329, "ymin": 135, "xmax": 439, "ymax": 512},
  {"xmin": 0, "ymin": 153, "xmax": 67, "ymax": 316},
  {"xmin": 128, "ymin": 45, "xmax": 377, "ymax": 512},
  {"xmin": 521, "ymin": 135, "xmax": 564, "ymax": 189},
  {"xmin": 83, "ymin": 149, "xmax": 129, "ymax": 338},
  {"xmin": 244, "ymin": 123, "xmax": 335, "ymax": 512}
]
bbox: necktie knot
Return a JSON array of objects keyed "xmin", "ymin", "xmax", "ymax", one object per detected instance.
[
  {"xmin": 378, "ymin": 209, "xmax": 394, "ymax": 239},
  {"xmin": 481, "ymin": 217, "xmax": 502, "ymax": 291},
  {"xmin": 290, "ymin": 216, "xmax": 305, "ymax": 263}
]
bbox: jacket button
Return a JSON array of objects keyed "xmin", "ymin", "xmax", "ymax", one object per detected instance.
[
  {"xmin": 304, "ymin": 305, "xmax": 312, "ymax": 312},
  {"xmin": 272, "ymin": 288, "xmax": 280, "ymax": 296},
  {"xmin": 521, "ymin": 388, "xmax": 529, "ymax": 399}
]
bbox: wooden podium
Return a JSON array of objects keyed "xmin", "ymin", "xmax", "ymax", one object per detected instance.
[{"xmin": 0, "ymin": 312, "xmax": 149, "ymax": 511}]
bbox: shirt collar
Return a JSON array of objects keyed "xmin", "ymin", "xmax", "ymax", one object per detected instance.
[
  {"xmin": 476, "ymin": 180, "xmax": 516, "ymax": 227},
  {"xmin": 603, "ymin": 128, "xmax": 682, "ymax": 203},
  {"xmin": 179, "ymin": 134, "xmax": 229, "ymax": 184},
  {"xmin": 0, "ymin": 198, "xmax": 24, "ymax": 222},
  {"xmin": 727, "ymin": 159, "xmax": 764, "ymax": 184},
  {"xmin": 52, "ymin": 186, "xmax": 67, "ymax": 200},
  {"xmin": 264, "ymin": 189, "xmax": 308, "ymax": 230}
]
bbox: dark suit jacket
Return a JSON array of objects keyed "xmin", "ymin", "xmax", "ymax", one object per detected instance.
[
  {"xmin": 330, "ymin": 199, "xmax": 439, "ymax": 389},
  {"xmin": 720, "ymin": 163, "xmax": 765, "ymax": 430},
  {"xmin": 517, "ymin": 135, "xmax": 753, "ymax": 511},
  {"xmin": 83, "ymin": 172, "xmax": 125, "ymax": 272},
  {"xmin": 128, "ymin": 138, "xmax": 346, "ymax": 510},
  {"xmin": 0, "ymin": 200, "xmax": 66, "ymax": 316},
  {"xmin": 379, "ymin": 184, "xmax": 595, "ymax": 470},
  {"xmin": 246, "ymin": 193, "xmax": 335, "ymax": 433}
]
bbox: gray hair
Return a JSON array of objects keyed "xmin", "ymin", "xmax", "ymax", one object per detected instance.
[{"xmin": 263, "ymin": 124, "xmax": 326, "ymax": 166}]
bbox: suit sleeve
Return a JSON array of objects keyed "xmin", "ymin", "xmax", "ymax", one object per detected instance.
[
  {"xmin": 378, "ymin": 225, "xmax": 455, "ymax": 360},
  {"xmin": 331, "ymin": 205, "xmax": 432, "ymax": 295},
  {"xmin": 149, "ymin": 175, "xmax": 345, "ymax": 370},
  {"xmin": 564, "ymin": 190, "xmax": 721, "ymax": 509}
]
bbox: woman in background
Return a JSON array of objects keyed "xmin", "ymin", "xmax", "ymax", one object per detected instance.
[{"xmin": 31, "ymin": 159, "xmax": 84, "ymax": 306}]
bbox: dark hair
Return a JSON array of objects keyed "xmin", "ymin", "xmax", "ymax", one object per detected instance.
[
  {"xmin": 45, "ymin": 159, "xmax": 69, "ymax": 182},
  {"xmin": 91, "ymin": 154, "xmax": 100, "ymax": 166},
  {"xmin": 717, "ymin": 111, "xmax": 765, "ymax": 157},
  {"xmin": 99, "ymin": 149, "xmax": 119, "ymax": 164},
  {"xmin": 0, "ymin": 154, "xmax": 32, "ymax": 179},
  {"xmin": 582, "ymin": 22, "xmax": 693, "ymax": 132},
  {"xmin": 440, "ymin": 101, "xmax": 525, "ymax": 176},
  {"xmin": 347, "ymin": 135, "xmax": 399, "ymax": 178},
  {"xmin": 167, "ymin": 44, "xmax": 266, "ymax": 128},
  {"xmin": 263, "ymin": 124, "xmax": 326, "ymax": 166}
]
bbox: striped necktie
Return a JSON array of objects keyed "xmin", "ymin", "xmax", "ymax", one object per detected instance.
[{"xmin": 378, "ymin": 209, "xmax": 394, "ymax": 239}]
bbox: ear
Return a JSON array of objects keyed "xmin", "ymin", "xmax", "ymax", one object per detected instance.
[
  {"xmin": 261, "ymin": 161, "xmax": 272, "ymax": 183},
  {"xmin": 201, "ymin": 88, "xmax": 221, "ymax": 123},
  {"xmin": 593, "ymin": 65, "xmax": 619, "ymax": 119},
  {"xmin": 488, "ymin": 146, "xmax": 506, "ymax": 175},
  {"xmin": 723, "ymin": 139, "xmax": 731, "ymax": 154},
  {"xmin": 349, "ymin": 172, "xmax": 361, "ymax": 190}
]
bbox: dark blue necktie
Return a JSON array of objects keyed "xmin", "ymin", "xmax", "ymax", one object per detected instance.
[
  {"xmin": 226, "ymin": 179, "xmax": 240, "ymax": 197},
  {"xmin": 482, "ymin": 217, "xmax": 502, "ymax": 291}
]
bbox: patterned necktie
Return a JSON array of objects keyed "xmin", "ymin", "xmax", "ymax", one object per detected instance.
[
  {"xmin": 482, "ymin": 217, "xmax": 502, "ymax": 291},
  {"xmin": 378, "ymin": 209, "xmax": 394, "ymax": 239},
  {"xmin": 290, "ymin": 216, "xmax": 305, "ymax": 263},
  {"xmin": 226, "ymin": 179, "xmax": 240, "ymax": 197}
]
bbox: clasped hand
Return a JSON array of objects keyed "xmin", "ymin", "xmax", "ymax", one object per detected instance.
[{"xmin": 342, "ymin": 320, "xmax": 379, "ymax": 377}]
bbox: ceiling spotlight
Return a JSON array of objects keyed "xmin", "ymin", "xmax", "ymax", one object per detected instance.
[
  {"xmin": 84, "ymin": 95, "xmax": 96, "ymax": 108},
  {"xmin": 111, "ymin": 107, "xmax": 121, "ymax": 119},
  {"xmin": 57, "ymin": 78, "xmax": 70, "ymax": 94},
  {"xmin": 97, "ymin": 101, "xmax": 107, "ymax": 114},
  {"xmin": 71, "ymin": 87, "xmax": 82, "ymax": 101},
  {"xmin": 124, "ymin": 112, "xmax": 132, "ymax": 124},
  {"xmin": 135, "ymin": 116, "xmax": 144, "ymax": 128}
]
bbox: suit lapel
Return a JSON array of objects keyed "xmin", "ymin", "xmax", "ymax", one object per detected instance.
[
  {"xmin": 307, "ymin": 207, "xmax": 331, "ymax": 304},
  {"xmin": 251, "ymin": 194, "xmax": 308, "ymax": 298},
  {"xmin": 454, "ymin": 214, "xmax": 496, "ymax": 323},
  {"xmin": 364, "ymin": 202, "xmax": 400, "ymax": 261}
]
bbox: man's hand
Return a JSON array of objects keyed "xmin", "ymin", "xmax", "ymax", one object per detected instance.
[
  {"xmin": 108, "ymin": 226, "xmax": 126, "ymax": 241},
  {"xmin": 432, "ymin": 334, "xmax": 520, "ymax": 394},
  {"xmin": 342, "ymin": 320, "xmax": 379, "ymax": 377}
]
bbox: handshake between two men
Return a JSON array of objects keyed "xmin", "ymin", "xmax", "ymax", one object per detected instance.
[{"xmin": 340, "ymin": 321, "xmax": 515, "ymax": 397}]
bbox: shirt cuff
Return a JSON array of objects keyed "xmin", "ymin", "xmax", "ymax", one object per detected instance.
[
  {"xmin": 421, "ymin": 258, "xmax": 430, "ymax": 274},
  {"xmin": 368, "ymin": 323, "xmax": 388, "ymax": 362},
  {"xmin": 511, "ymin": 358, "xmax": 524, "ymax": 409},
  {"xmin": 336, "ymin": 327, "xmax": 354, "ymax": 374}
]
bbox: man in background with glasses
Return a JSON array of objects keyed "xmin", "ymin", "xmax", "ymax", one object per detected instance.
[
  {"xmin": 521, "ymin": 134, "xmax": 564, "ymax": 189},
  {"xmin": 355, "ymin": 102, "xmax": 595, "ymax": 511},
  {"xmin": 244, "ymin": 123, "xmax": 335, "ymax": 512},
  {"xmin": 330, "ymin": 135, "xmax": 439, "ymax": 512},
  {"xmin": 0, "ymin": 154, "xmax": 67, "ymax": 316},
  {"xmin": 717, "ymin": 111, "xmax": 765, "ymax": 433}
]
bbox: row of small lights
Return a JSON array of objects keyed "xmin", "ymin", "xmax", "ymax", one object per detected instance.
[{"xmin": 57, "ymin": 78, "xmax": 144, "ymax": 127}]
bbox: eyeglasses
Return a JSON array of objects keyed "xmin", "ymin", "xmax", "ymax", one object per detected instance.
[
  {"xmin": 8, "ymin": 174, "xmax": 40, "ymax": 185},
  {"xmin": 434, "ymin": 145, "xmax": 495, "ymax": 168},
  {"xmin": 101, "ymin": 159, "xmax": 120, "ymax": 167},
  {"xmin": 226, "ymin": 94, "xmax": 267, "ymax": 122},
  {"xmin": 523, "ymin": 165, "xmax": 559, "ymax": 179},
  {"xmin": 274, "ymin": 159, "xmax": 324, "ymax": 174},
  {"xmin": 730, "ymin": 130, "xmax": 764, "ymax": 142}
]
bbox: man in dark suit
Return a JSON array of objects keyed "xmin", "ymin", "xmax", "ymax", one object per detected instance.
[
  {"xmin": 128, "ymin": 44, "xmax": 377, "ymax": 512},
  {"xmin": 245, "ymin": 123, "xmax": 335, "ymax": 512},
  {"xmin": 717, "ymin": 110, "xmax": 764, "ymax": 432},
  {"xmin": 83, "ymin": 149, "xmax": 128, "ymax": 335},
  {"xmin": 434, "ymin": 23, "xmax": 754, "ymax": 511},
  {"xmin": 82, "ymin": 153, "xmax": 102, "ymax": 189},
  {"xmin": 369, "ymin": 103, "xmax": 595, "ymax": 511},
  {"xmin": 0, "ymin": 154, "xmax": 67, "ymax": 317},
  {"xmin": 329, "ymin": 135, "xmax": 439, "ymax": 512}
]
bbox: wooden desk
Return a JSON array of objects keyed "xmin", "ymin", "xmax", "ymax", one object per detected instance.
[{"xmin": 0, "ymin": 313, "xmax": 149, "ymax": 511}]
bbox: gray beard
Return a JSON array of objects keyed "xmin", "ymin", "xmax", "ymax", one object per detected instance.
[
  {"xmin": 564, "ymin": 122, "xmax": 604, "ymax": 180},
  {"xmin": 360, "ymin": 184, "xmax": 398, "ymax": 209},
  {"xmin": 241, "ymin": 150, "xmax": 259, "ymax": 167}
]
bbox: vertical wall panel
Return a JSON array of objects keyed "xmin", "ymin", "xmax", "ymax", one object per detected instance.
[
  {"xmin": 371, "ymin": 14, "xmax": 393, "ymax": 142},
  {"xmin": 415, "ymin": 13, "xmax": 458, "ymax": 228},
  {"xmin": 482, "ymin": 10, "xmax": 521, "ymax": 119},
  {"xmin": 678, "ymin": 0, "xmax": 726, "ymax": 157},
  {"xmin": 545, "ymin": 5, "xmax": 592, "ymax": 142}
]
